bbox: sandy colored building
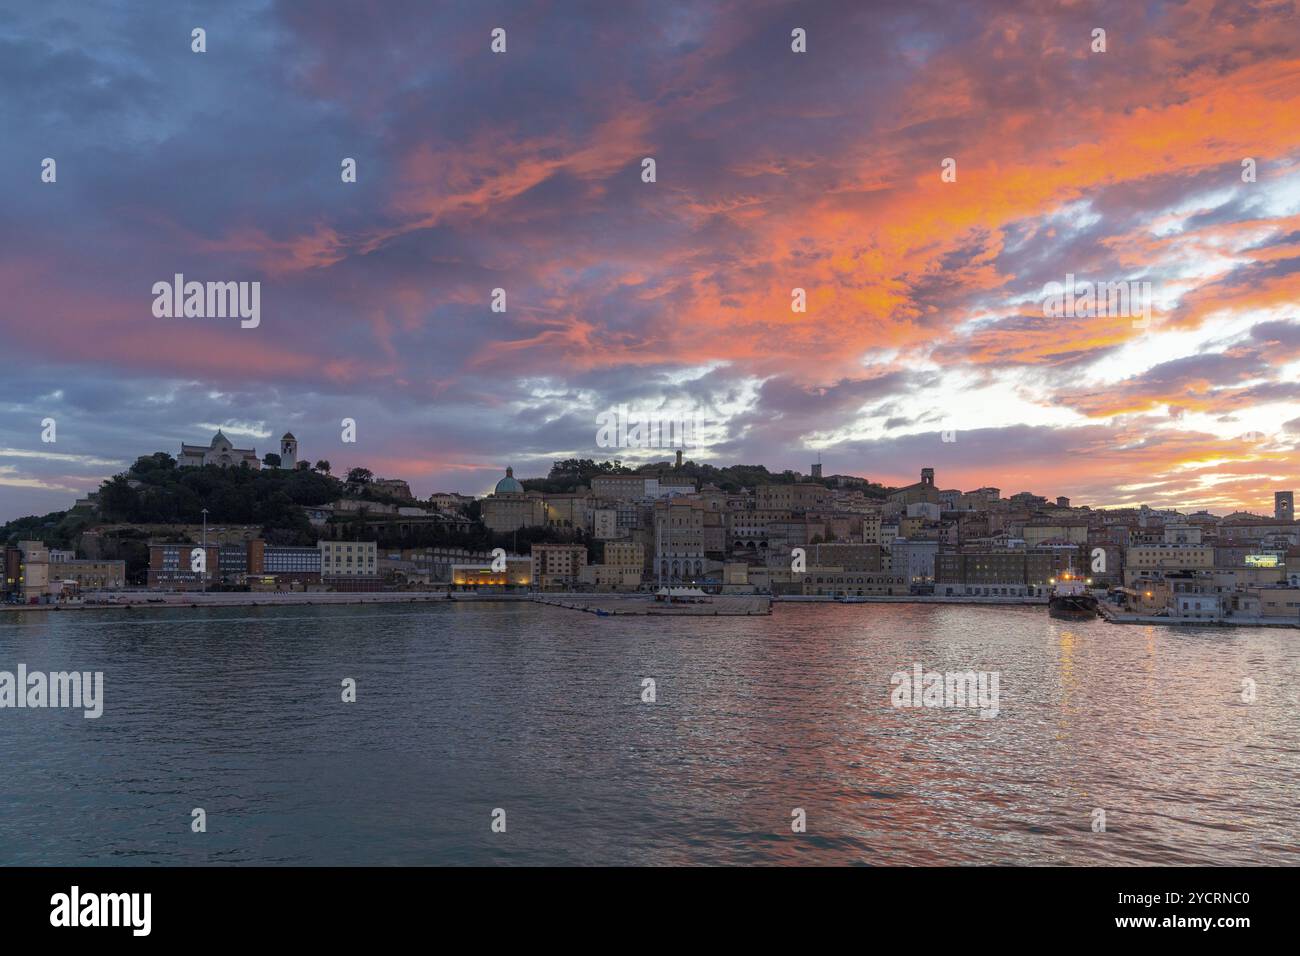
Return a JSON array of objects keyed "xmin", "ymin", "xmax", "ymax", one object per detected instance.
[{"xmin": 531, "ymin": 544, "xmax": 588, "ymax": 590}]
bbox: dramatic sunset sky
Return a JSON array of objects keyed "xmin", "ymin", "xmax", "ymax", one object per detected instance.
[{"xmin": 2, "ymin": 0, "xmax": 1299, "ymax": 521}]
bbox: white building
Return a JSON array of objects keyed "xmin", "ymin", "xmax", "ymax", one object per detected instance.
[
  {"xmin": 177, "ymin": 429, "xmax": 302, "ymax": 469},
  {"xmin": 319, "ymin": 540, "xmax": 378, "ymax": 578},
  {"xmin": 279, "ymin": 432, "xmax": 299, "ymax": 469},
  {"xmin": 178, "ymin": 430, "xmax": 261, "ymax": 469},
  {"xmin": 1174, "ymin": 593, "xmax": 1221, "ymax": 620}
]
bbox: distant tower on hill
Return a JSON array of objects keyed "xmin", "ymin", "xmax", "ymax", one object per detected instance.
[{"xmin": 280, "ymin": 432, "xmax": 298, "ymax": 470}]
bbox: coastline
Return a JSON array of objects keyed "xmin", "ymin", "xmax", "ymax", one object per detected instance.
[{"xmin": 4, "ymin": 589, "xmax": 1296, "ymax": 626}]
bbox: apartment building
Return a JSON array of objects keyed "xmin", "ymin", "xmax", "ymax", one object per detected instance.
[
  {"xmin": 531, "ymin": 543, "xmax": 588, "ymax": 590},
  {"xmin": 319, "ymin": 540, "xmax": 378, "ymax": 579}
]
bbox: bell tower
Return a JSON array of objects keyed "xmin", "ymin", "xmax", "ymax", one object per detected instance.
[{"xmin": 280, "ymin": 432, "xmax": 298, "ymax": 470}]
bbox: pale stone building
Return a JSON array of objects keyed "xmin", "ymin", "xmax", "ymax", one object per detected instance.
[{"xmin": 178, "ymin": 430, "xmax": 261, "ymax": 469}]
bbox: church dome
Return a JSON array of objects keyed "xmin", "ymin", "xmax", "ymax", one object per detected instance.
[{"xmin": 494, "ymin": 466, "xmax": 524, "ymax": 495}]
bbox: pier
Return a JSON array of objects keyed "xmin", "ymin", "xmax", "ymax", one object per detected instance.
[{"xmin": 531, "ymin": 593, "xmax": 772, "ymax": 616}]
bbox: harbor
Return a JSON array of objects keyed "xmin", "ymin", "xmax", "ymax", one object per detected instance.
[{"xmin": 532, "ymin": 590, "xmax": 771, "ymax": 615}]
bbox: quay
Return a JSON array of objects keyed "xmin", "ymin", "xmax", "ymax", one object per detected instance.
[
  {"xmin": 532, "ymin": 593, "xmax": 771, "ymax": 616},
  {"xmin": 774, "ymin": 594, "xmax": 1046, "ymax": 606},
  {"xmin": 0, "ymin": 590, "xmax": 533, "ymax": 613},
  {"xmin": 1097, "ymin": 601, "xmax": 1299, "ymax": 629}
]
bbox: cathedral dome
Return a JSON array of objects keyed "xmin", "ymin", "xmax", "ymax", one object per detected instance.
[{"xmin": 494, "ymin": 466, "xmax": 524, "ymax": 495}]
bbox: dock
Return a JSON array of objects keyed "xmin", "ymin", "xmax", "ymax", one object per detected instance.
[{"xmin": 531, "ymin": 593, "xmax": 772, "ymax": 616}]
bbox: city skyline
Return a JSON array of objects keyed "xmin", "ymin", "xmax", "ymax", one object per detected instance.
[{"xmin": 4, "ymin": 1, "xmax": 1300, "ymax": 522}]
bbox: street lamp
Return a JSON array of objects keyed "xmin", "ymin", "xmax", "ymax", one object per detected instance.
[{"xmin": 201, "ymin": 508, "xmax": 209, "ymax": 593}]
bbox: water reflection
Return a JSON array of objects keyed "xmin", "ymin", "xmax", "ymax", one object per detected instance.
[{"xmin": 0, "ymin": 602, "xmax": 1296, "ymax": 865}]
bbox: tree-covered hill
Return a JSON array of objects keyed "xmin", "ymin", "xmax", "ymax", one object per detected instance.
[
  {"xmin": 522, "ymin": 457, "xmax": 889, "ymax": 497},
  {"xmin": 91, "ymin": 452, "xmax": 343, "ymax": 535}
]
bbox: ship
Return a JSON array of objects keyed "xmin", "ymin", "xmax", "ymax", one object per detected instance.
[{"xmin": 1048, "ymin": 569, "xmax": 1099, "ymax": 620}]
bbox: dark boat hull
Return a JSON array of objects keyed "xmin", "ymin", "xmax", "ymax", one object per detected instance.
[{"xmin": 1049, "ymin": 595, "xmax": 1099, "ymax": 620}]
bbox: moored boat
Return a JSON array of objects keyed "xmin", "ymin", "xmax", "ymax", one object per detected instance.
[{"xmin": 1048, "ymin": 569, "xmax": 1099, "ymax": 620}]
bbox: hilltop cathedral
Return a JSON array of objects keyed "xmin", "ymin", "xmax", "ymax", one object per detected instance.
[{"xmin": 177, "ymin": 430, "xmax": 299, "ymax": 469}]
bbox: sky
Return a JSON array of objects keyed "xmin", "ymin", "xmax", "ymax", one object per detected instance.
[{"xmin": 2, "ymin": 0, "xmax": 1299, "ymax": 522}]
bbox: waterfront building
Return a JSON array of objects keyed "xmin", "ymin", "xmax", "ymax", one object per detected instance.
[
  {"xmin": 578, "ymin": 562, "xmax": 642, "ymax": 590},
  {"xmin": 1173, "ymin": 591, "xmax": 1222, "ymax": 620},
  {"xmin": 5, "ymin": 541, "xmax": 48, "ymax": 602},
  {"xmin": 603, "ymin": 541, "xmax": 645, "ymax": 573},
  {"xmin": 219, "ymin": 544, "xmax": 249, "ymax": 581},
  {"xmin": 319, "ymin": 540, "xmax": 378, "ymax": 581},
  {"xmin": 530, "ymin": 544, "xmax": 588, "ymax": 590},
  {"xmin": 1247, "ymin": 586, "xmax": 1300, "ymax": 619},
  {"xmin": 800, "ymin": 569, "xmax": 907, "ymax": 596},
  {"xmin": 890, "ymin": 538, "xmax": 940, "ymax": 589},
  {"xmin": 934, "ymin": 550, "xmax": 1053, "ymax": 597},
  {"xmin": 378, "ymin": 547, "xmax": 492, "ymax": 585},
  {"xmin": 147, "ymin": 543, "xmax": 219, "ymax": 589},
  {"xmin": 451, "ymin": 556, "xmax": 532, "ymax": 588},
  {"xmin": 579, "ymin": 538, "xmax": 644, "ymax": 590},
  {"xmin": 49, "ymin": 559, "xmax": 127, "ymax": 591},
  {"xmin": 0, "ymin": 542, "xmax": 122, "ymax": 600},
  {"xmin": 261, "ymin": 547, "xmax": 321, "ymax": 586},
  {"xmin": 248, "ymin": 541, "xmax": 321, "ymax": 587},
  {"xmin": 655, "ymin": 498, "xmax": 706, "ymax": 582}
]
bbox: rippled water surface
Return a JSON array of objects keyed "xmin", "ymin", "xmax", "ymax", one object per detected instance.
[{"xmin": 1, "ymin": 602, "xmax": 1296, "ymax": 865}]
